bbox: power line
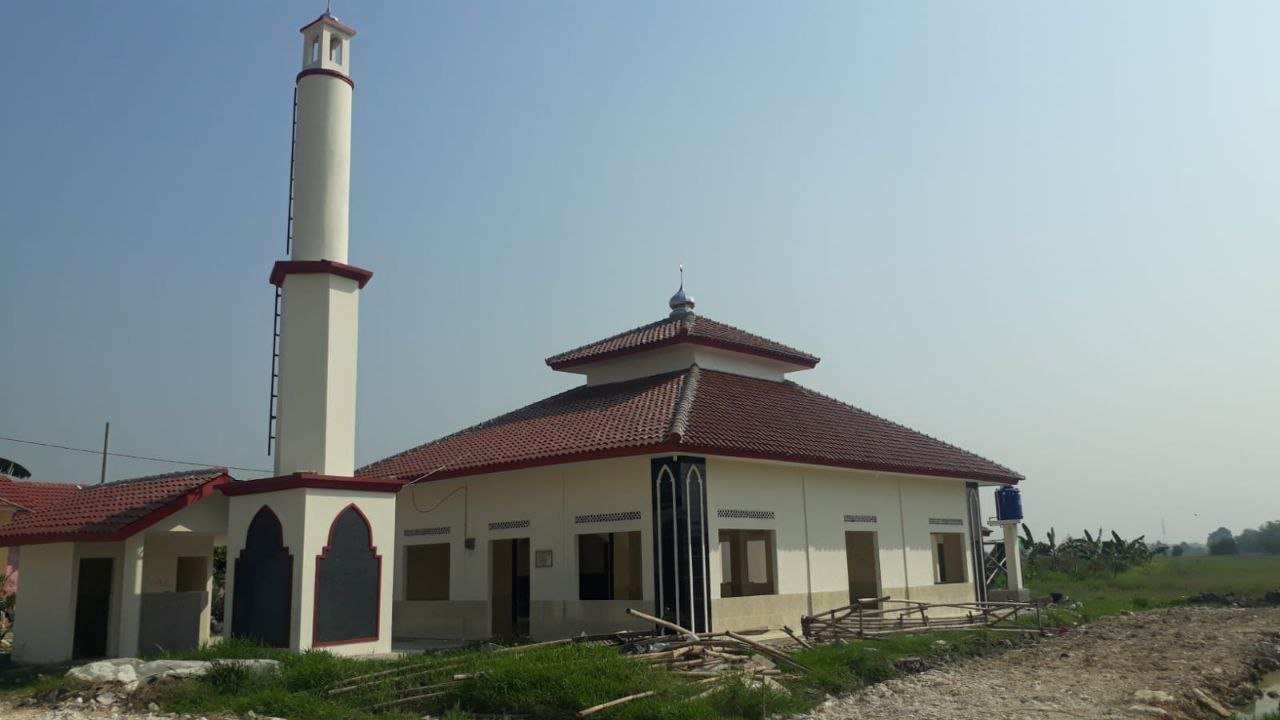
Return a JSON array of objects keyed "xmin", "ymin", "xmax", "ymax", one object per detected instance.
[{"xmin": 0, "ymin": 435, "xmax": 273, "ymax": 475}]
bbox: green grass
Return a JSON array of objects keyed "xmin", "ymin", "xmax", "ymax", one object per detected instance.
[
  {"xmin": 7, "ymin": 556, "xmax": 1273, "ymax": 719},
  {"xmin": 1028, "ymin": 554, "xmax": 1280, "ymax": 621}
]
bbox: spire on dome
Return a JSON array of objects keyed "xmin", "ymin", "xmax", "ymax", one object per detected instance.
[{"xmin": 669, "ymin": 266, "xmax": 695, "ymax": 318}]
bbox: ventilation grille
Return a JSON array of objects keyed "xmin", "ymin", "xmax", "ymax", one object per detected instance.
[
  {"xmin": 489, "ymin": 520, "xmax": 530, "ymax": 531},
  {"xmin": 717, "ymin": 509, "xmax": 775, "ymax": 520},
  {"xmin": 844, "ymin": 514, "xmax": 878, "ymax": 524},
  {"xmin": 929, "ymin": 517, "xmax": 964, "ymax": 526},
  {"xmin": 404, "ymin": 527, "xmax": 450, "ymax": 537},
  {"xmin": 575, "ymin": 511, "xmax": 642, "ymax": 524}
]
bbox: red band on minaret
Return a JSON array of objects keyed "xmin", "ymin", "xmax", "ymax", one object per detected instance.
[{"xmin": 270, "ymin": 260, "xmax": 373, "ymax": 289}]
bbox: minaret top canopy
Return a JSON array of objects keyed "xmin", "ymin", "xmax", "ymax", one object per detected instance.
[
  {"xmin": 299, "ymin": 13, "xmax": 355, "ymax": 75},
  {"xmin": 300, "ymin": 12, "xmax": 357, "ymax": 38}
]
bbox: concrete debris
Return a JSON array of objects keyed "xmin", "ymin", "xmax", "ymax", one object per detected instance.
[
  {"xmin": 1131, "ymin": 689, "xmax": 1175, "ymax": 703},
  {"xmin": 1126, "ymin": 705, "xmax": 1169, "ymax": 717},
  {"xmin": 66, "ymin": 658, "xmax": 280, "ymax": 687}
]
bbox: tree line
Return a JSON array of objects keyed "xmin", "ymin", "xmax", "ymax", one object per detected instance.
[{"xmin": 1203, "ymin": 521, "xmax": 1280, "ymax": 556}]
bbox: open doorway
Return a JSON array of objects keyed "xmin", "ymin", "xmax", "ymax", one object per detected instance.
[
  {"xmin": 490, "ymin": 538, "xmax": 530, "ymax": 640},
  {"xmin": 844, "ymin": 531, "xmax": 880, "ymax": 606},
  {"xmin": 73, "ymin": 558, "xmax": 113, "ymax": 659}
]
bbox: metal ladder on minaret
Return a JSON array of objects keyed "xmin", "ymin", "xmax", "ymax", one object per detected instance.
[{"xmin": 267, "ymin": 88, "xmax": 299, "ymax": 455}]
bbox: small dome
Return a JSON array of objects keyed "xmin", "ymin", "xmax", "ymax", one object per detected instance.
[{"xmin": 669, "ymin": 285, "xmax": 695, "ymax": 318}]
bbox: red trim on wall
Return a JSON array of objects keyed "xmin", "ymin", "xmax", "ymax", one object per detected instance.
[
  {"xmin": 221, "ymin": 473, "xmax": 403, "ymax": 497},
  {"xmin": 0, "ymin": 474, "xmax": 233, "ymax": 546},
  {"xmin": 311, "ymin": 503, "xmax": 382, "ymax": 647},
  {"xmin": 296, "ymin": 67, "xmax": 355, "ymax": 89},
  {"xmin": 367, "ymin": 444, "xmax": 1021, "ymax": 487},
  {"xmin": 546, "ymin": 335, "xmax": 818, "ymax": 371},
  {"xmin": 269, "ymin": 260, "xmax": 372, "ymax": 289}
]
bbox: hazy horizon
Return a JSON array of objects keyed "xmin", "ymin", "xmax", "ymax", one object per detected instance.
[{"xmin": 3, "ymin": 2, "xmax": 1277, "ymax": 546}]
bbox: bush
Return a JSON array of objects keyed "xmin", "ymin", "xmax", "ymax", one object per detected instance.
[{"xmin": 1208, "ymin": 537, "xmax": 1239, "ymax": 556}]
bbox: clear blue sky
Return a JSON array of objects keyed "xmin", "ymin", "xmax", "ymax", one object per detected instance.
[{"xmin": 3, "ymin": 2, "xmax": 1277, "ymax": 545}]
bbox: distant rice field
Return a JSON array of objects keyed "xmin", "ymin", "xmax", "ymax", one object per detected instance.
[{"xmin": 1029, "ymin": 554, "xmax": 1280, "ymax": 618}]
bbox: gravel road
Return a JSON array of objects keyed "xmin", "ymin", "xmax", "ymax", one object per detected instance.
[{"xmin": 803, "ymin": 606, "xmax": 1280, "ymax": 720}]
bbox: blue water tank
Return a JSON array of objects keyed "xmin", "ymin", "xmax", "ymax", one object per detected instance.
[{"xmin": 995, "ymin": 486, "xmax": 1023, "ymax": 521}]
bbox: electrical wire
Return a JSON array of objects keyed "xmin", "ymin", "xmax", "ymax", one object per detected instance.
[{"xmin": 0, "ymin": 434, "xmax": 273, "ymax": 474}]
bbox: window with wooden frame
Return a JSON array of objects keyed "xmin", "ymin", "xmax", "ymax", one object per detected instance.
[
  {"xmin": 718, "ymin": 529, "xmax": 776, "ymax": 597},
  {"xmin": 405, "ymin": 543, "xmax": 450, "ymax": 601},
  {"xmin": 931, "ymin": 532, "xmax": 967, "ymax": 584},
  {"xmin": 577, "ymin": 531, "xmax": 642, "ymax": 600}
]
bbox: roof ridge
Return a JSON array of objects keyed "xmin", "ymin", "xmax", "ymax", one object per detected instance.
[
  {"xmin": 90, "ymin": 467, "xmax": 228, "ymax": 489},
  {"xmin": 778, "ymin": 376, "xmax": 1021, "ymax": 478},
  {"xmin": 666, "ymin": 365, "xmax": 701, "ymax": 442}
]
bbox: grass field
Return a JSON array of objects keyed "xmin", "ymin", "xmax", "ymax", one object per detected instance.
[
  {"xmin": 3, "ymin": 555, "xmax": 1276, "ymax": 719},
  {"xmin": 1028, "ymin": 554, "xmax": 1280, "ymax": 620}
]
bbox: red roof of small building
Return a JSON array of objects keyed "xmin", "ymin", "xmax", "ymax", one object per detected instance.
[
  {"xmin": 546, "ymin": 315, "xmax": 820, "ymax": 370},
  {"xmin": 359, "ymin": 367, "xmax": 1021, "ymax": 485},
  {"xmin": 0, "ymin": 468, "xmax": 231, "ymax": 546},
  {"xmin": 0, "ymin": 476, "xmax": 82, "ymax": 512}
]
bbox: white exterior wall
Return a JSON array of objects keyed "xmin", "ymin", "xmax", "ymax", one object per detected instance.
[
  {"xmin": 394, "ymin": 457, "xmax": 655, "ymax": 640},
  {"xmin": 11, "ymin": 542, "xmax": 77, "ymax": 663},
  {"xmin": 391, "ymin": 455, "xmax": 981, "ymax": 640},
  {"xmin": 274, "ymin": 273, "xmax": 360, "ymax": 476},
  {"xmin": 291, "ymin": 69, "xmax": 352, "ymax": 263},
  {"xmin": 705, "ymin": 458, "xmax": 978, "ymax": 630}
]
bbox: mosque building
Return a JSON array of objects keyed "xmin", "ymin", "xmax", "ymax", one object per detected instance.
[{"xmin": 0, "ymin": 11, "xmax": 1022, "ymax": 663}]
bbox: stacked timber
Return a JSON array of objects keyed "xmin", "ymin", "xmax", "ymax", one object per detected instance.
[{"xmin": 801, "ymin": 596, "xmax": 1045, "ymax": 642}]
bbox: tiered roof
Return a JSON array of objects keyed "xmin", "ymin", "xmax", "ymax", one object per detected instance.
[{"xmin": 359, "ymin": 366, "xmax": 1021, "ymax": 484}]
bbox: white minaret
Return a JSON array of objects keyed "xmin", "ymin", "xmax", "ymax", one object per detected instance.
[{"xmin": 271, "ymin": 12, "xmax": 369, "ymax": 477}]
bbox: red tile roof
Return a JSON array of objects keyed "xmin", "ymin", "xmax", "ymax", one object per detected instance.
[
  {"xmin": 0, "ymin": 469, "xmax": 231, "ymax": 546},
  {"xmin": 361, "ymin": 371, "xmax": 688, "ymax": 481},
  {"xmin": 546, "ymin": 315, "xmax": 819, "ymax": 370},
  {"xmin": 0, "ymin": 476, "xmax": 82, "ymax": 512},
  {"xmin": 359, "ymin": 367, "xmax": 1021, "ymax": 485}
]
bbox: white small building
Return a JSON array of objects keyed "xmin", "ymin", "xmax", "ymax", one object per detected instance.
[{"xmin": 2, "ymin": 10, "xmax": 1023, "ymax": 663}]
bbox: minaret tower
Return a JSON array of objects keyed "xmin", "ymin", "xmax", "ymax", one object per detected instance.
[
  {"xmin": 271, "ymin": 11, "xmax": 368, "ymax": 476},
  {"xmin": 222, "ymin": 13, "xmax": 396, "ymax": 656}
]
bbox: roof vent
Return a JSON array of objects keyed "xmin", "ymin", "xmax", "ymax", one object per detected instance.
[{"xmin": 669, "ymin": 267, "xmax": 695, "ymax": 318}]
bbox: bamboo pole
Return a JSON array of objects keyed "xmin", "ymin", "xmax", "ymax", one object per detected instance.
[
  {"xmin": 626, "ymin": 608, "xmax": 699, "ymax": 641},
  {"xmin": 578, "ymin": 691, "xmax": 657, "ymax": 717}
]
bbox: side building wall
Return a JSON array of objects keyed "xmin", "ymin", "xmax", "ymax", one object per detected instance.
[
  {"xmin": 391, "ymin": 455, "xmax": 982, "ymax": 642},
  {"xmin": 705, "ymin": 458, "xmax": 977, "ymax": 631},
  {"xmin": 393, "ymin": 457, "xmax": 655, "ymax": 641}
]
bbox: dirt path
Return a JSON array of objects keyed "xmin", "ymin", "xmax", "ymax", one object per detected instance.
[{"xmin": 805, "ymin": 606, "xmax": 1280, "ymax": 720}]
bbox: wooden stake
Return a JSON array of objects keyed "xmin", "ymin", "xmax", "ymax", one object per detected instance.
[
  {"xmin": 781, "ymin": 625, "xmax": 813, "ymax": 649},
  {"xmin": 625, "ymin": 608, "xmax": 699, "ymax": 641},
  {"xmin": 578, "ymin": 690, "xmax": 657, "ymax": 717}
]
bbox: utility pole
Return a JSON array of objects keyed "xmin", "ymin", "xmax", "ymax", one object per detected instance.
[{"xmin": 99, "ymin": 422, "xmax": 110, "ymax": 485}]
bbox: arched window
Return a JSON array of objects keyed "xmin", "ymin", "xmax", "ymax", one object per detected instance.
[
  {"xmin": 313, "ymin": 504, "xmax": 381, "ymax": 645},
  {"xmin": 230, "ymin": 506, "xmax": 292, "ymax": 648},
  {"xmin": 329, "ymin": 35, "xmax": 343, "ymax": 65}
]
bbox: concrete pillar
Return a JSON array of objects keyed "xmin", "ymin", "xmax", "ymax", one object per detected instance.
[
  {"xmin": 1001, "ymin": 523, "xmax": 1024, "ymax": 592},
  {"xmin": 117, "ymin": 534, "xmax": 145, "ymax": 658}
]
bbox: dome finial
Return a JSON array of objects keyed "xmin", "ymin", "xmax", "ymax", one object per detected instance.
[{"xmin": 668, "ymin": 265, "xmax": 695, "ymax": 318}]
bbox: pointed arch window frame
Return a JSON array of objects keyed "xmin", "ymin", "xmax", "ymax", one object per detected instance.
[
  {"xmin": 311, "ymin": 503, "xmax": 383, "ymax": 647},
  {"xmin": 230, "ymin": 505, "xmax": 294, "ymax": 648}
]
